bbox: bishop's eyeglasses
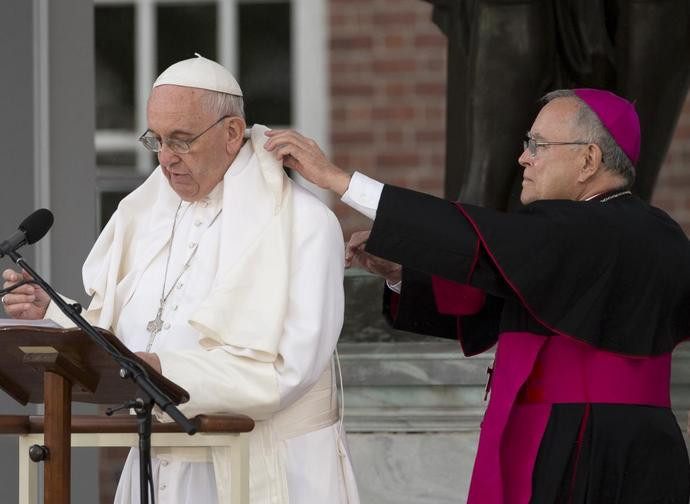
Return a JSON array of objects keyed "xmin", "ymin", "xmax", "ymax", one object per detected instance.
[
  {"xmin": 138, "ymin": 115, "xmax": 231, "ymax": 154},
  {"xmin": 523, "ymin": 133, "xmax": 589, "ymax": 157}
]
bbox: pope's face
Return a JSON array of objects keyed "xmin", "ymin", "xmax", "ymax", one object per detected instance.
[
  {"xmin": 146, "ymin": 85, "xmax": 235, "ymax": 202},
  {"xmin": 518, "ymin": 98, "xmax": 587, "ymax": 205}
]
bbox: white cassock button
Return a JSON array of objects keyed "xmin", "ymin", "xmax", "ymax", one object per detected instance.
[
  {"xmin": 189, "ymin": 242, "xmax": 197, "ymax": 249},
  {"xmin": 161, "ymin": 460, "xmax": 169, "ymax": 467},
  {"xmin": 194, "ymin": 220, "xmax": 203, "ymax": 227},
  {"xmin": 176, "ymin": 283, "xmax": 184, "ymax": 290},
  {"xmin": 172, "ymin": 305, "xmax": 178, "ymax": 311},
  {"xmin": 163, "ymin": 322, "xmax": 171, "ymax": 330},
  {"xmin": 160, "ymin": 484, "xmax": 167, "ymax": 491}
]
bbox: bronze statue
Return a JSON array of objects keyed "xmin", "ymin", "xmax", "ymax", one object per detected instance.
[{"xmin": 426, "ymin": 0, "xmax": 690, "ymax": 209}]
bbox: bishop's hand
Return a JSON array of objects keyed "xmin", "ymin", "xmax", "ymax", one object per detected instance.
[
  {"xmin": 345, "ymin": 230, "xmax": 402, "ymax": 285},
  {"xmin": 263, "ymin": 129, "xmax": 352, "ymax": 196}
]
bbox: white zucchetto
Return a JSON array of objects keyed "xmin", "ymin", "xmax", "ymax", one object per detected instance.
[{"xmin": 152, "ymin": 53, "xmax": 243, "ymax": 97}]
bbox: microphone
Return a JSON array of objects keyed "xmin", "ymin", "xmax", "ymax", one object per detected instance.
[{"xmin": 0, "ymin": 208, "xmax": 54, "ymax": 257}]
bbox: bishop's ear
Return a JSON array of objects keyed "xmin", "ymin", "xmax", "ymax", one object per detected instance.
[{"xmin": 578, "ymin": 143, "xmax": 604, "ymax": 183}]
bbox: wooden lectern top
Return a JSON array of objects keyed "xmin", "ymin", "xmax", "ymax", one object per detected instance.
[
  {"xmin": 0, "ymin": 414, "xmax": 255, "ymax": 435},
  {"xmin": 0, "ymin": 325, "xmax": 189, "ymax": 407}
]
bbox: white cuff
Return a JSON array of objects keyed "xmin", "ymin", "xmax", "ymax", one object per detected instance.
[
  {"xmin": 386, "ymin": 279, "xmax": 402, "ymax": 294},
  {"xmin": 340, "ymin": 171, "xmax": 384, "ymax": 220}
]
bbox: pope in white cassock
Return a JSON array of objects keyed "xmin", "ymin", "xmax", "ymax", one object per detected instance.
[{"xmin": 1, "ymin": 55, "xmax": 360, "ymax": 504}]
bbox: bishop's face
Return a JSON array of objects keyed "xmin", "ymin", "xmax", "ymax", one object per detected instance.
[
  {"xmin": 518, "ymin": 98, "xmax": 588, "ymax": 205},
  {"xmin": 146, "ymin": 85, "xmax": 240, "ymax": 202}
]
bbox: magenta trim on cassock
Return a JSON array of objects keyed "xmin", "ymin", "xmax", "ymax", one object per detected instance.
[
  {"xmin": 519, "ymin": 334, "xmax": 671, "ymax": 407},
  {"xmin": 468, "ymin": 332, "xmax": 672, "ymax": 504},
  {"xmin": 467, "ymin": 331, "xmax": 548, "ymax": 504}
]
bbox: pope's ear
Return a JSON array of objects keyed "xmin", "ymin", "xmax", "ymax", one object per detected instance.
[{"xmin": 225, "ymin": 116, "xmax": 246, "ymax": 153}]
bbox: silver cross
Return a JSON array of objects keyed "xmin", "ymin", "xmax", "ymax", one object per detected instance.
[{"xmin": 146, "ymin": 306, "xmax": 164, "ymax": 351}]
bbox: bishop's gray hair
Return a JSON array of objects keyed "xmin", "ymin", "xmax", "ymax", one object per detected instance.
[
  {"xmin": 542, "ymin": 89, "xmax": 635, "ymax": 188},
  {"xmin": 201, "ymin": 89, "xmax": 245, "ymax": 120}
]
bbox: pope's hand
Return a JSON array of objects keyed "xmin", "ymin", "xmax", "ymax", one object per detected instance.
[
  {"xmin": 263, "ymin": 130, "xmax": 352, "ymax": 195},
  {"xmin": 345, "ymin": 230, "xmax": 402, "ymax": 285},
  {"xmin": 1, "ymin": 268, "xmax": 50, "ymax": 319},
  {"xmin": 135, "ymin": 352, "xmax": 162, "ymax": 374}
]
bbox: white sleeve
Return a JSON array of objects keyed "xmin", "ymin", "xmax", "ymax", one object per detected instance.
[
  {"xmin": 272, "ymin": 199, "xmax": 345, "ymax": 407},
  {"xmin": 340, "ymin": 171, "xmax": 384, "ymax": 220},
  {"xmin": 156, "ymin": 191, "xmax": 345, "ymax": 419}
]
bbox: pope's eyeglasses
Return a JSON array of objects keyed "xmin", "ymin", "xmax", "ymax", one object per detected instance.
[{"xmin": 138, "ymin": 115, "xmax": 231, "ymax": 154}]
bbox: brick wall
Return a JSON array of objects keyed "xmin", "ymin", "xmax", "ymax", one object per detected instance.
[
  {"xmin": 651, "ymin": 97, "xmax": 690, "ymax": 236},
  {"xmin": 329, "ymin": 0, "xmax": 690, "ymax": 239},
  {"xmin": 329, "ymin": 0, "xmax": 447, "ymax": 237}
]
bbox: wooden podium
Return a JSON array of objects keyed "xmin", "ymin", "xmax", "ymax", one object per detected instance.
[{"xmin": 0, "ymin": 325, "xmax": 255, "ymax": 503}]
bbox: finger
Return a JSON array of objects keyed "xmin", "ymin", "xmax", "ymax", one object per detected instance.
[
  {"xmin": 273, "ymin": 145, "xmax": 313, "ymax": 167},
  {"xmin": 345, "ymin": 238, "xmax": 363, "ymax": 262},
  {"xmin": 2, "ymin": 269, "xmax": 20, "ymax": 282},
  {"xmin": 4, "ymin": 303, "xmax": 34, "ymax": 317},
  {"xmin": 264, "ymin": 131, "xmax": 314, "ymax": 153},
  {"xmin": 2, "ymin": 284, "xmax": 35, "ymax": 295},
  {"xmin": 347, "ymin": 230, "xmax": 371, "ymax": 249},
  {"xmin": 21, "ymin": 269, "xmax": 35, "ymax": 281},
  {"xmin": 281, "ymin": 155, "xmax": 300, "ymax": 172},
  {"xmin": 4, "ymin": 293, "xmax": 37, "ymax": 305}
]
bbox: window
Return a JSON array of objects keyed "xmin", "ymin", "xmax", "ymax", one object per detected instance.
[{"xmin": 94, "ymin": 0, "xmax": 327, "ymax": 229}]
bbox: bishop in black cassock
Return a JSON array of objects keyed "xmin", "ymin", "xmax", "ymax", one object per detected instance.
[{"xmin": 264, "ymin": 89, "xmax": 690, "ymax": 504}]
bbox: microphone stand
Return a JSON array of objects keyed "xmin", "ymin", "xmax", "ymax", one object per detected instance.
[{"xmin": 5, "ymin": 249, "xmax": 197, "ymax": 504}]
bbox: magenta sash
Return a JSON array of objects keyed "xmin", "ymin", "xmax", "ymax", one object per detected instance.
[{"xmin": 468, "ymin": 332, "xmax": 672, "ymax": 504}]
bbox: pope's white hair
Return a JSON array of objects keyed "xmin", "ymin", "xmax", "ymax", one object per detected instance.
[{"xmin": 201, "ymin": 90, "xmax": 245, "ymax": 120}]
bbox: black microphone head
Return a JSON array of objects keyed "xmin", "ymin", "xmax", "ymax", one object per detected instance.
[{"xmin": 19, "ymin": 208, "xmax": 54, "ymax": 244}]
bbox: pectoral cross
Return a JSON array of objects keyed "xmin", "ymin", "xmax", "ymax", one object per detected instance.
[{"xmin": 146, "ymin": 305, "xmax": 164, "ymax": 351}]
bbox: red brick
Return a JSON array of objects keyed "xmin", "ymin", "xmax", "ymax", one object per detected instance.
[
  {"xmin": 330, "ymin": 13, "xmax": 346, "ymax": 25},
  {"xmin": 371, "ymin": 106, "xmax": 416, "ymax": 120},
  {"xmin": 330, "ymin": 35, "xmax": 373, "ymax": 50},
  {"xmin": 416, "ymin": 82, "xmax": 446, "ymax": 96},
  {"xmin": 385, "ymin": 35, "xmax": 407, "ymax": 49},
  {"xmin": 331, "ymin": 83, "xmax": 375, "ymax": 97},
  {"xmin": 332, "ymin": 131, "xmax": 374, "ymax": 144},
  {"xmin": 332, "ymin": 107, "xmax": 347, "ymax": 121},
  {"xmin": 372, "ymin": 12, "xmax": 418, "ymax": 26},
  {"xmin": 414, "ymin": 34, "xmax": 446, "ymax": 48},
  {"xmin": 426, "ymin": 107, "xmax": 445, "ymax": 120},
  {"xmin": 422, "ymin": 58, "xmax": 446, "ymax": 72},
  {"xmin": 376, "ymin": 152, "xmax": 421, "ymax": 167},
  {"xmin": 673, "ymin": 123, "xmax": 690, "ymax": 139},
  {"xmin": 384, "ymin": 83, "xmax": 409, "ymax": 97},
  {"xmin": 372, "ymin": 59, "xmax": 417, "ymax": 73},
  {"xmin": 415, "ymin": 130, "xmax": 445, "ymax": 142},
  {"xmin": 662, "ymin": 175, "xmax": 690, "ymax": 187},
  {"xmin": 385, "ymin": 130, "xmax": 404, "ymax": 143}
]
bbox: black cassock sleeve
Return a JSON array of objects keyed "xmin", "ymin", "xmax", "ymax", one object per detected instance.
[
  {"xmin": 368, "ymin": 185, "xmax": 510, "ymax": 355},
  {"xmin": 366, "ymin": 183, "xmax": 690, "ymax": 356},
  {"xmin": 384, "ymin": 268, "xmax": 505, "ymax": 355},
  {"xmin": 366, "ymin": 185, "xmax": 482, "ymax": 285}
]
